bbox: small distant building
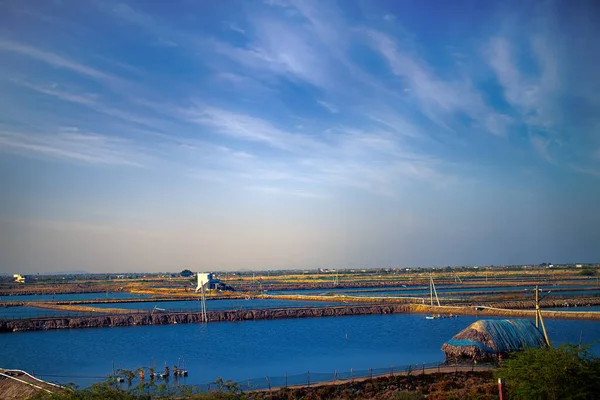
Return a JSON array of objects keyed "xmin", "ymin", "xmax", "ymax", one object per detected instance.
[
  {"xmin": 195, "ymin": 272, "xmax": 221, "ymax": 292},
  {"xmin": 576, "ymin": 264, "xmax": 583, "ymax": 268},
  {"xmin": 13, "ymin": 274, "xmax": 25, "ymax": 283},
  {"xmin": 442, "ymin": 319, "xmax": 546, "ymax": 363}
]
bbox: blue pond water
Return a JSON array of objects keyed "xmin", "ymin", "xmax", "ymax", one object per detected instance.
[
  {"xmin": 0, "ymin": 292, "xmax": 150, "ymax": 302},
  {"xmin": 86, "ymin": 298, "xmax": 354, "ymax": 312},
  {"xmin": 0, "ymin": 299, "xmax": 355, "ymax": 319},
  {"xmin": 546, "ymin": 306, "xmax": 600, "ymax": 312},
  {"xmin": 1, "ymin": 314, "xmax": 598, "ymax": 388},
  {"xmin": 0, "ymin": 307, "xmax": 80, "ymax": 319}
]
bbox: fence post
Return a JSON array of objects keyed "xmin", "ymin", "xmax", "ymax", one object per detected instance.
[
  {"xmin": 285, "ymin": 373, "xmax": 288, "ymax": 388},
  {"xmin": 438, "ymin": 362, "xmax": 440, "ymax": 373},
  {"xmin": 266, "ymin": 376, "xmax": 271, "ymax": 392},
  {"xmin": 350, "ymin": 368, "xmax": 354, "ymax": 382},
  {"xmin": 422, "ymin": 363, "xmax": 425, "ymax": 375},
  {"xmin": 247, "ymin": 379, "xmax": 250, "ymax": 391},
  {"xmin": 307, "ymin": 371, "xmax": 310, "ymax": 387},
  {"xmin": 390, "ymin": 365, "xmax": 393, "ymax": 377},
  {"xmin": 369, "ymin": 368, "xmax": 372, "ymax": 380},
  {"xmin": 334, "ymin": 370, "xmax": 337, "ymax": 384}
]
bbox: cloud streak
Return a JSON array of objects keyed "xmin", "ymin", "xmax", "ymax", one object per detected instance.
[
  {"xmin": 0, "ymin": 129, "xmax": 147, "ymax": 166},
  {"xmin": 0, "ymin": 39, "xmax": 113, "ymax": 82}
]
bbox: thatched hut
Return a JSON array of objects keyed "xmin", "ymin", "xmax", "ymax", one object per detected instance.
[{"xmin": 442, "ymin": 319, "xmax": 546, "ymax": 363}]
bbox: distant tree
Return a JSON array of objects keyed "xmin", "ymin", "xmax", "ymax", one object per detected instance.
[
  {"xmin": 180, "ymin": 269, "xmax": 194, "ymax": 277},
  {"xmin": 496, "ymin": 344, "xmax": 600, "ymax": 400},
  {"xmin": 579, "ymin": 268, "xmax": 598, "ymax": 276}
]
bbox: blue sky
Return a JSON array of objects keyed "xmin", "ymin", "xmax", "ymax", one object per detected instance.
[{"xmin": 0, "ymin": 0, "xmax": 599, "ymax": 273}]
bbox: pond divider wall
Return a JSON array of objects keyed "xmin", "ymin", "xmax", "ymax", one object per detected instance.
[{"xmin": 1, "ymin": 303, "xmax": 599, "ymax": 333}]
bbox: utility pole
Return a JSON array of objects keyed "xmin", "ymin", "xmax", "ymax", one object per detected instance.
[
  {"xmin": 535, "ymin": 285, "xmax": 552, "ymax": 347},
  {"xmin": 535, "ymin": 285, "xmax": 539, "ymax": 328}
]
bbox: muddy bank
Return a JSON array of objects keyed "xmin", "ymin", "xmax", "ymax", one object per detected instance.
[{"xmin": 0, "ymin": 302, "xmax": 25, "ymax": 308}]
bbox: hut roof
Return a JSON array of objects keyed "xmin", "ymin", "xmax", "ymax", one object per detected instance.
[{"xmin": 442, "ymin": 319, "xmax": 546, "ymax": 362}]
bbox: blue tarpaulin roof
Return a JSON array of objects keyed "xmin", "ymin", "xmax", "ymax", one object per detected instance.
[{"xmin": 442, "ymin": 319, "xmax": 546, "ymax": 360}]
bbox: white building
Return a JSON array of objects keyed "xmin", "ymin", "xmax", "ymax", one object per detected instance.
[{"xmin": 195, "ymin": 272, "xmax": 221, "ymax": 292}]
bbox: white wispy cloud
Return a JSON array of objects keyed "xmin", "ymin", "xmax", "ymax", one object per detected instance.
[
  {"xmin": 365, "ymin": 30, "xmax": 465, "ymax": 115},
  {"xmin": 247, "ymin": 186, "xmax": 329, "ymax": 199},
  {"xmin": 184, "ymin": 107, "xmax": 324, "ymax": 151},
  {"xmin": 226, "ymin": 23, "xmax": 246, "ymax": 35},
  {"xmin": 367, "ymin": 113, "xmax": 423, "ymax": 139},
  {"xmin": 14, "ymin": 80, "xmax": 176, "ymax": 132},
  {"xmin": 181, "ymin": 104, "xmax": 451, "ymax": 196},
  {"xmin": 569, "ymin": 165, "xmax": 600, "ymax": 178},
  {"xmin": 317, "ymin": 100, "xmax": 338, "ymax": 113},
  {"xmin": 0, "ymin": 39, "xmax": 113, "ymax": 82},
  {"xmin": 111, "ymin": 3, "xmax": 155, "ymax": 28},
  {"xmin": 363, "ymin": 30, "xmax": 507, "ymax": 136},
  {"xmin": 486, "ymin": 36, "xmax": 557, "ymax": 132},
  {"xmin": 0, "ymin": 129, "xmax": 147, "ymax": 166},
  {"xmin": 209, "ymin": 16, "xmax": 330, "ymax": 88},
  {"xmin": 529, "ymin": 134, "xmax": 552, "ymax": 163}
]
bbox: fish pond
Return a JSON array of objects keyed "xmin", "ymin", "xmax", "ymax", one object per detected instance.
[{"xmin": 1, "ymin": 313, "xmax": 598, "ymax": 388}]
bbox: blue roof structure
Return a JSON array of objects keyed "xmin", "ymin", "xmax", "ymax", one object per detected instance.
[{"xmin": 442, "ymin": 319, "xmax": 546, "ymax": 362}]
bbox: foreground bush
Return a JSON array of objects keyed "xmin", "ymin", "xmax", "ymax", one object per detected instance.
[{"xmin": 496, "ymin": 343, "xmax": 600, "ymax": 400}]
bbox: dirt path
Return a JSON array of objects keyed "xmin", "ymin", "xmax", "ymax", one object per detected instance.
[{"xmin": 0, "ymin": 368, "xmax": 65, "ymax": 400}]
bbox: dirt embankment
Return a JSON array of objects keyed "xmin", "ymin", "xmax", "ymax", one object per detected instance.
[
  {"xmin": 247, "ymin": 370, "xmax": 497, "ymax": 400},
  {"xmin": 26, "ymin": 302, "xmax": 136, "ymax": 314},
  {"xmin": 0, "ymin": 304, "xmax": 409, "ymax": 332},
  {"xmin": 2, "ymin": 302, "xmax": 599, "ymax": 333}
]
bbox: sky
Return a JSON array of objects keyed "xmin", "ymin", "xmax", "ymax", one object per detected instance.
[{"xmin": 0, "ymin": 0, "xmax": 599, "ymax": 274}]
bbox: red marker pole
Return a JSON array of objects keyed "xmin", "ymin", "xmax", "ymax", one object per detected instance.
[{"xmin": 498, "ymin": 378, "xmax": 505, "ymax": 400}]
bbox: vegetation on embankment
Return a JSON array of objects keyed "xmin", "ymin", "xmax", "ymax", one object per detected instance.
[
  {"xmin": 29, "ymin": 371, "xmax": 497, "ymax": 400},
  {"xmin": 496, "ymin": 344, "xmax": 600, "ymax": 400}
]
